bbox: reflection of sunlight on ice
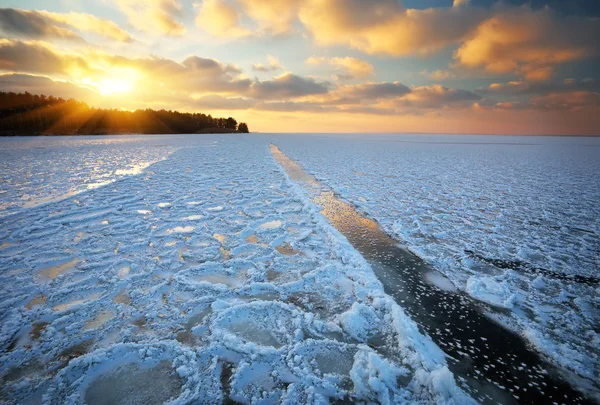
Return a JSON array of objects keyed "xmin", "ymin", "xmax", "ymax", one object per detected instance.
[
  {"xmin": 83, "ymin": 310, "xmax": 115, "ymax": 331},
  {"xmin": 167, "ymin": 226, "xmax": 195, "ymax": 234},
  {"xmin": 52, "ymin": 292, "xmax": 102, "ymax": 312},
  {"xmin": 86, "ymin": 180, "xmax": 113, "ymax": 190},
  {"xmin": 117, "ymin": 266, "xmax": 130, "ymax": 280},
  {"xmin": 37, "ymin": 258, "xmax": 79, "ymax": 280},
  {"xmin": 114, "ymin": 162, "xmax": 153, "ymax": 176},
  {"xmin": 22, "ymin": 189, "xmax": 79, "ymax": 209},
  {"xmin": 25, "ymin": 294, "xmax": 47, "ymax": 310},
  {"xmin": 84, "ymin": 361, "xmax": 182, "ymax": 405},
  {"xmin": 259, "ymin": 220, "xmax": 283, "ymax": 230}
]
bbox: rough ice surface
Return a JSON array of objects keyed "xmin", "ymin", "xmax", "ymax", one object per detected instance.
[
  {"xmin": 0, "ymin": 135, "xmax": 473, "ymax": 404},
  {"xmin": 265, "ymin": 133, "xmax": 600, "ymax": 397},
  {"xmin": 0, "ymin": 136, "xmax": 178, "ymax": 218}
]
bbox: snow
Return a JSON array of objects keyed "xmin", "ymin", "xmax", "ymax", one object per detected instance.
[
  {"xmin": 0, "ymin": 136, "xmax": 179, "ymax": 218},
  {"xmin": 265, "ymin": 133, "xmax": 600, "ymax": 397},
  {"xmin": 0, "ymin": 134, "xmax": 471, "ymax": 404},
  {"xmin": 465, "ymin": 276, "xmax": 515, "ymax": 309}
]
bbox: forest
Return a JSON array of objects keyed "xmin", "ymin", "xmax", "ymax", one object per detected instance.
[{"xmin": 0, "ymin": 92, "xmax": 250, "ymax": 135}]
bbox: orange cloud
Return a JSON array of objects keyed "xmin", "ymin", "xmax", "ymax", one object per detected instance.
[
  {"xmin": 298, "ymin": 0, "xmax": 483, "ymax": 56},
  {"xmin": 454, "ymin": 9, "xmax": 597, "ymax": 81},
  {"xmin": 0, "ymin": 40, "xmax": 97, "ymax": 77},
  {"xmin": 0, "ymin": 39, "xmax": 251, "ymax": 102},
  {"xmin": 420, "ymin": 69, "xmax": 454, "ymax": 81},
  {"xmin": 196, "ymin": 0, "xmax": 251, "ymax": 38},
  {"xmin": 194, "ymin": 1, "xmax": 598, "ymax": 84},
  {"xmin": 398, "ymin": 84, "xmax": 480, "ymax": 109},
  {"xmin": 306, "ymin": 56, "xmax": 374, "ymax": 80},
  {"xmin": 531, "ymin": 91, "xmax": 600, "ymax": 111},
  {"xmin": 252, "ymin": 55, "xmax": 283, "ymax": 72},
  {"xmin": 116, "ymin": 0, "xmax": 185, "ymax": 36},
  {"xmin": 238, "ymin": 0, "xmax": 302, "ymax": 36}
]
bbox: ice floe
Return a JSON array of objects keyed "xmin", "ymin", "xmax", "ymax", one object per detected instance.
[{"xmin": 0, "ymin": 135, "xmax": 472, "ymax": 404}]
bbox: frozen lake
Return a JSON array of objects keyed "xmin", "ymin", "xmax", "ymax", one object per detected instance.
[{"xmin": 0, "ymin": 134, "xmax": 598, "ymax": 404}]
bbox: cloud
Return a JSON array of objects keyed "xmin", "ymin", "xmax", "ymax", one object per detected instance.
[
  {"xmin": 252, "ymin": 55, "xmax": 283, "ymax": 72},
  {"xmin": 250, "ymin": 73, "xmax": 329, "ymax": 99},
  {"xmin": 0, "ymin": 8, "xmax": 133, "ymax": 42},
  {"xmin": 0, "ymin": 39, "xmax": 96, "ymax": 76},
  {"xmin": 340, "ymin": 81, "xmax": 411, "ymax": 100},
  {"xmin": 299, "ymin": 81, "xmax": 480, "ymax": 114},
  {"xmin": 396, "ymin": 84, "xmax": 481, "ymax": 109},
  {"xmin": 190, "ymin": 94, "xmax": 255, "ymax": 110},
  {"xmin": 196, "ymin": 0, "xmax": 251, "ymax": 38},
  {"xmin": 453, "ymin": 0, "xmax": 470, "ymax": 7},
  {"xmin": 530, "ymin": 91, "xmax": 600, "ymax": 111},
  {"xmin": 0, "ymin": 8, "xmax": 81, "ymax": 41},
  {"xmin": 298, "ymin": 0, "xmax": 484, "ymax": 56},
  {"xmin": 306, "ymin": 56, "xmax": 374, "ymax": 80},
  {"xmin": 116, "ymin": 0, "xmax": 185, "ymax": 36},
  {"xmin": 420, "ymin": 69, "xmax": 454, "ymax": 81},
  {"xmin": 0, "ymin": 73, "xmax": 99, "ymax": 100},
  {"xmin": 474, "ymin": 78, "xmax": 600, "ymax": 112},
  {"xmin": 254, "ymin": 100, "xmax": 334, "ymax": 112},
  {"xmin": 193, "ymin": 1, "xmax": 599, "ymax": 83},
  {"xmin": 454, "ymin": 8, "xmax": 600, "ymax": 81},
  {"xmin": 237, "ymin": 0, "xmax": 303, "ymax": 36},
  {"xmin": 37, "ymin": 11, "xmax": 133, "ymax": 42},
  {"xmin": 0, "ymin": 39, "xmax": 249, "ymax": 97},
  {"xmin": 477, "ymin": 78, "xmax": 600, "ymax": 96},
  {"xmin": 194, "ymin": 0, "xmax": 480, "ymax": 52},
  {"xmin": 196, "ymin": 0, "xmax": 302, "ymax": 38}
]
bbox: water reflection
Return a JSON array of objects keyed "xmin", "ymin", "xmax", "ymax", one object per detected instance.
[{"xmin": 270, "ymin": 144, "xmax": 591, "ymax": 404}]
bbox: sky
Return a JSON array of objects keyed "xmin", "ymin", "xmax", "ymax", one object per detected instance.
[{"xmin": 0, "ymin": 0, "xmax": 599, "ymax": 134}]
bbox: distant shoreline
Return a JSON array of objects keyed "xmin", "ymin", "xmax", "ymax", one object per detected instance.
[
  {"xmin": 0, "ymin": 128, "xmax": 245, "ymax": 136},
  {"xmin": 1, "ymin": 131, "xmax": 598, "ymax": 137}
]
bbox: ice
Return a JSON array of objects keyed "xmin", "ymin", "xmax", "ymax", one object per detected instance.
[
  {"xmin": 166, "ymin": 226, "xmax": 195, "ymax": 234},
  {"xmin": 36, "ymin": 258, "xmax": 79, "ymax": 280},
  {"xmin": 425, "ymin": 271, "xmax": 458, "ymax": 293},
  {"xmin": 84, "ymin": 361, "xmax": 181, "ymax": 405},
  {"xmin": 0, "ymin": 134, "xmax": 480, "ymax": 403},
  {"xmin": 266, "ymin": 133, "xmax": 600, "ymax": 398},
  {"xmin": 0, "ymin": 136, "xmax": 177, "ymax": 218},
  {"xmin": 465, "ymin": 276, "xmax": 515, "ymax": 309},
  {"xmin": 259, "ymin": 220, "xmax": 284, "ymax": 230}
]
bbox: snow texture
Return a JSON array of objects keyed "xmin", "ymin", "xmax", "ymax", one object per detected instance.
[
  {"xmin": 0, "ymin": 135, "xmax": 472, "ymax": 404},
  {"xmin": 265, "ymin": 133, "xmax": 600, "ymax": 397}
]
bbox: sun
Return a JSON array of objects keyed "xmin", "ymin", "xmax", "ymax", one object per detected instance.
[
  {"xmin": 82, "ymin": 68, "xmax": 140, "ymax": 96},
  {"xmin": 98, "ymin": 78, "xmax": 133, "ymax": 96}
]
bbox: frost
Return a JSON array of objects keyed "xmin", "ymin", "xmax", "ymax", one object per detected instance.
[
  {"xmin": 465, "ymin": 276, "xmax": 515, "ymax": 309},
  {"xmin": 0, "ymin": 134, "xmax": 473, "ymax": 404},
  {"xmin": 267, "ymin": 133, "xmax": 600, "ymax": 397}
]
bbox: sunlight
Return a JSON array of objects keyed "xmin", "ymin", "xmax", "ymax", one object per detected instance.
[
  {"xmin": 82, "ymin": 68, "xmax": 139, "ymax": 96},
  {"xmin": 98, "ymin": 77, "xmax": 133, "ymax": 95}
]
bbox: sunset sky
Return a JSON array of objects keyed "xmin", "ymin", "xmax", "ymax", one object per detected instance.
[{"xmin": 0, "ymin": 0, "xmax": 599, "ymax": 134}]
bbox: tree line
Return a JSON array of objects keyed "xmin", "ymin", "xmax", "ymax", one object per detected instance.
[{"xmin": 0, "ymin": 92, "xmax": 250, "ymax": 135}]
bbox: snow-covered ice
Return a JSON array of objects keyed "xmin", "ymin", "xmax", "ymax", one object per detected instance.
[
  {"xmin": 0, "ymin": 135, "xmax": 474, "ymax": 404},
  {"xmin": 0, "ymin": 136, "xmax": 180, "ymax": 218},
  {"xmin": 265, "ymin": 133, "xmax": 600, "ymax": 399}
]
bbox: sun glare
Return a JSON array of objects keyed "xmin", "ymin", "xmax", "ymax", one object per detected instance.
[
  {"xmin": 98, "ymin": 78, "xmax": 133, "ymax": 95},
  {"xmin": 82, "ymin": 69, "xmax": 139, "ymax": 96}
]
